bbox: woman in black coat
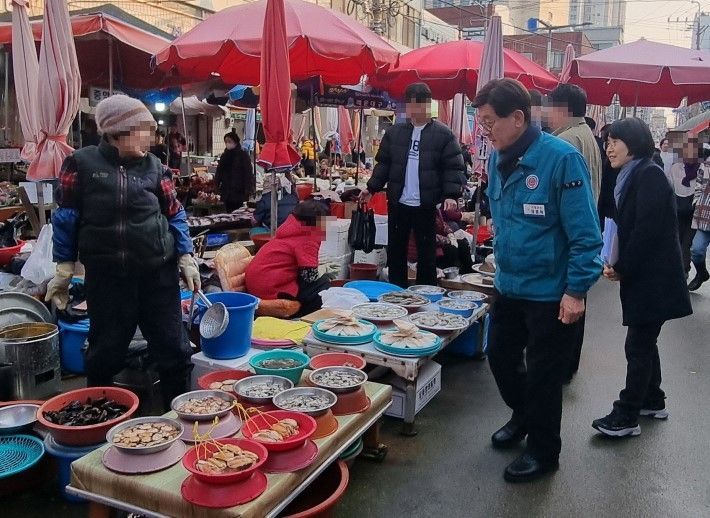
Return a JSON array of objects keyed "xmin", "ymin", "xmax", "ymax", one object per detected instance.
[
  {"xmin": 215, "ymin": 132, "xmax": 254, "ymax": 212},
  {"xmin": 592, "ymin": 118, "xmax": 692, "ymax": 438}
]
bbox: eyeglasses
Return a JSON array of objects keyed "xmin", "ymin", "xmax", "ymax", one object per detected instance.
[{"xmin": 476, "ymin": 117, "xmax": 499, "ymax": 134}]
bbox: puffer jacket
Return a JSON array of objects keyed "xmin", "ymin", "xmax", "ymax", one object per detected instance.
[
  {"xmin": 367, "ymin": 121, "xmax": 466, "ymax": 208},
  {"xmin": 692, "ymin": 162, "xmax": 710, "ymax": 231}
]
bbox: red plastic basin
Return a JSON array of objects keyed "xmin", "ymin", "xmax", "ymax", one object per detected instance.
[
  {"xmin": 296, "ymin": 183, "xmax": 314, "ymax": 201},
  {"xmin": 349, "ymin": 263, "xmax": 378, "ymax": 280},
  {"xmin": 36, "ymin": 387, "xmax": 139, "ymax": 446},
  {"xmin": 197, "ymin": 369, "xmax": 253, "ymax": 392},
  {"xmin": 280, "ymin": 460, "xmax": 350, "ymax": 517},
  {"xmin": 182, "ymin": 437, "xmax": 268, "ymax": 484},
  {"xmin": 309, "ymin": 353, "xmax": 366, "ymax": 371},
  {"xmin": 242, "ymin": 410, "xmax": 317, "ymax": 452},
  {"xmin": 0, "ymin": 240, "xmax": 25, "ymax": 267}
]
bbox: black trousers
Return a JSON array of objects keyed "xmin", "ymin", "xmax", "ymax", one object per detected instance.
[
  {"xmin": 565, "ymin": 299, "xmax": 587, "ymax": 380},
  {"xmin": 613, "ymin": 322, "xmax": 665, "ymax": 417},
  {"xmin": 437, "ymin": 239, "xmax": 474, "ymax": 274},
  {"xmin": 84, "ymin": 259, "xmax": 190, "ymax": 409},
  {"xmin": 487, "ymin": 294, "xmax": 576, "ymax": 461},
  {"xmin": 302, "ymin": 159, "xmax": 316, "ymax": 178},
  {"xmin": 677, "ymin": 202, "xmax": 696, "ymax": 274},
  {"xmin": 387, "ymin": 203, "xmax": 436, "ymax": 288}
]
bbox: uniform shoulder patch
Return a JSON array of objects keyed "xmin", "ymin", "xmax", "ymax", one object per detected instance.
[{"xmin": 562, "ymin": 180, "xmax": 584, "ymax": 189}]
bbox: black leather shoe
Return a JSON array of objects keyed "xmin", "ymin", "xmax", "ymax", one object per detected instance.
[
  {"xmin": 491, "ymin": 418, "xmax": 527, "ymax": 449},
  {"xmin": 504, "ymin": 452, "xmax": 559, "ymax": 483}
]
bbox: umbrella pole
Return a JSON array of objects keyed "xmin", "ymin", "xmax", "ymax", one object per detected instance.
[
  {"xmin": 108, "ymin": 38, "xmax": 114, "ymax": 95},
  {"xmin": 3, "ymin": 48, "xmax": 9, "ymax": 144},
  {"xmin": 311, "ymin": 104, "xmax": 317, "ymax": 192},
  {"xmin": 252, "ymin": 113, "xmax": 257, "ymax": 197},
  {"xmin": 270, "ymin": 169, "xmax": 277, "ymax": 236},
  {"xmin": 355, "ymin": 107, "xmax": 364, "ymax": 186},
  {"xmin": 181, "ymin": 94, "xmax": 191, "ymax": 177}
]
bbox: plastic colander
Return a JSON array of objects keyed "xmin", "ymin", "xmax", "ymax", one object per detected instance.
[{"xmin": 0, "ymin": 434, "xmax": 45, "ymax": 480}]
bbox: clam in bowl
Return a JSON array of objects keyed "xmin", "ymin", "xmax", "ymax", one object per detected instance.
[
  {"xmin": 273, "ymin": 387, "xmax": 337, "ymax": 417},
  {"xmin": 170, "ymin": 390, "xmax": 236, "ymax": 422},
  {"xmin": 233, "ymin": 375, "xmax": 294, "ymax": 405},
  {"xmin": 106, "ymin": 416, "xmax": 184, "ymax": 455},
  {"xmin": 308, "ymin": 367, "xmax": 368, "ymax": 394}
]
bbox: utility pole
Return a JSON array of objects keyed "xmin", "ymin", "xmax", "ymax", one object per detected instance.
[
  {"xmin": 531, "ymin": 19, "xmax": 592, "ymax": 70},
  {"xmin": 668, "ymin": 2, "xmax": 708, "ymax": 51}
]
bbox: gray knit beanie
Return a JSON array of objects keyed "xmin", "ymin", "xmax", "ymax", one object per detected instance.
[{"xmin": 95, "ymin": 95, "xmax": 157, "ymax": 135}]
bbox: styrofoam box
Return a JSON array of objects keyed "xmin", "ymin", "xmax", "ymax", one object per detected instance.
[
  {"xmin": 321, "ymin": 218, "xmax": 352, "ymax": 257},
  {"xmin": 374, "ymin": 214, "xmax": 388, "ymax": 246},
  {"xmin": 190, "ymin": 350, "xmax": 259, "ymax": 389},
  {"xmin": 320, "ymin": 252, "xmax": 353, "ymax": 280},
  {"xmin": 354, "ymin": 248, "xmax": 387, "ymax": 268},
  {"xmin": 384, "ymin": 360, "xmax": 442, "ymax": 419}
]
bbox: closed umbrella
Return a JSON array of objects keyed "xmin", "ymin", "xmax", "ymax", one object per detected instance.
[
  {"xmin": 452, "ymin": 94, "xmax": 472, "ymax": 145},
  {"xmin": 437, "ymin": 100, "xmax": 452, "ymax": 127},
  {"xmin": 338, "ymin": 106, "xmax": 354, "ymax": 155},
  {"xmin": 257, "ymin": 0, "xmax": 300, "ymax": 234},
  {"xmin": 154, "ymin": 0, "xmax": 399, "ymax": 86},
  {"xmin": 28, "ymin": 0, "xmax": 81, "ymax": 181},
  {"xmin": 10, "ymin": 0, "xmax": 39, "ymax": 162},
  {"xmin": 559, "ymin": 43, "xmax": 576, "ymax": 84},
  {"xmin": 472, "ymin": 15, "xmax": 505, "ymax": 248}
]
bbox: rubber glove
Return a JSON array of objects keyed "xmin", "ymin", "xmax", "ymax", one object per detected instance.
[
  {"xmin": 448, "ymin": 234, "xmax": 458, "ymax": 248},
  {"xmin": 179, "ymin": 254, "xmax": 201, "ymax": 292},
  {"xmin": 45, "ymin": 262, "xmax": 75, "ymax": 310}
]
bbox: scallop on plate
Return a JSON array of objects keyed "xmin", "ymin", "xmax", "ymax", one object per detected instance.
[
  {"xmin": 377, "ymin": 291, "xmax": 429, "ymax": 309},
  {"xmin": 351, "ymin": 302, "xmax": 408, "ymax": 323},
  {"xmin": 407, "ymin": 311, "xmax": 470, "ymax": 332}
]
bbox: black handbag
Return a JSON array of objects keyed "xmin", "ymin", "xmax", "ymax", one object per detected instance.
[
  {"xmin": 362, "ymin": 208, "xmax": 376, "ymax": 253},
  {"xmin": 348, "ymin": 203, "xmax": 366, "ymax": 250}
]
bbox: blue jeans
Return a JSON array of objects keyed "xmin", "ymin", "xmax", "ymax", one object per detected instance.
[{"xmin": 690, "ymin": 230, "xmax": 710, "ymax": 264}]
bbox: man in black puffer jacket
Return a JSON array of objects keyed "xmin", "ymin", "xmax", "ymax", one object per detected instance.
[{"xmin": 361, "ymin": 83, "xmax": 466, "ymax": 287}]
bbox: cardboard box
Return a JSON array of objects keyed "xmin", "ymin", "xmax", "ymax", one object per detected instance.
[
  {"xmin": 319, "ymin": 252, "xmax": 353, "ymax": 280},
  {"xmin": 320, "ymin": 218, "xmax": 352, "ymax": 258},
  {"xmin": 354, "ymin": 248, "xmax": 387, "ymax": 269},
  {"xmin": 384, "ymin": 360, "xmax": 442, "ymax": 419}
]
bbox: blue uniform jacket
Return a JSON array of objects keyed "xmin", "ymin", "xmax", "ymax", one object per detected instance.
[{"xmin": 487, "ymin": 131, "xmax": 603, "ymax": 302}]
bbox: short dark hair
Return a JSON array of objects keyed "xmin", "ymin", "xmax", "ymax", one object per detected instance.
[
  {"xmin": 528, "ymin": 89, "xmax": 543, "ymax": 107},
  {"xmin": 292, "ymin": 199, "xmax": 329, "ymax": 227},
  {"xmin": 472, "ymin": 78, "xmax": 531, "ymax": 123},
  {"xmin": 607, "ymin": 118, "xmax": 655, "ymax": 159},
  {"xmin": 584, "ymin": 116, "xmax": 596, "ymax": 131},
  {"xmin": 404, "ymin": 83, "xmax": 432, "ymax": 103},
  {"xmin": 659, "ymin": 137, "xmax": 668, "ymax": 147},
  {"xmin": 224, "ymin": 131, "xmax": 241, "ymax": 145},
  {"xmin": 549, "ymin": 84, "xmax": 587, "ymax": 117}
]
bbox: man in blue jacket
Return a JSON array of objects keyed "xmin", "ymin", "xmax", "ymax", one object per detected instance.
[
  {"xmin": 473, "ymin": 79, "xmax": 602, "ymax": 482},
  {"xmin": 46, "ymin": 95, "xmax": 200, "ymax": 410}
]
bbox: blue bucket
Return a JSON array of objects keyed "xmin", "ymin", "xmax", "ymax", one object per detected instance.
[
  {"xmin": 58, "ymin": 319, "xmax": 90, "ymax": 375},
  {"xmin": 43, "ymin": 434, "xmax": 104, "ymax": 503},
  {"xmin": 196, "ymin": 292, "xmax": 260, "ymax": 360}
]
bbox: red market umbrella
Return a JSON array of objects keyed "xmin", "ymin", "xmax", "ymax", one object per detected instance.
[
  {"xmin": 566, "ymin": 39, "xmax": 710, "ymax": 107},
  {"xmin": 0, "ymin": 13, "xmax": 172, "ymax": 91},
  {"xmin": 559, "ymin": 43, "xmax": 576, "ymax": 84},
  {"xmin": 28, "ymin": 0, "xmax": 81, "ymax": 180},
  {"xmin": 338, "ymin": 106, "xmax": 354, "ymax": 155},
  {"xmin": 10, "ymin": 0, "xmax": 39, "ymax": 161},
  {"xmin": 257, "ymin": 0, "xmax": 300, "ymax": 233},
  {"xmin": 370, "ymin": 39, "xmax": 558, "ymax": 100},
  {"xmin": 153, "ymin": 0, "xmax": 399, "ymax": 86}
]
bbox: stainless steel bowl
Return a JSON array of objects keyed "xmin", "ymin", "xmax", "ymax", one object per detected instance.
[
  {"xmin": 106, "ymin": 416, "xmax": 184, "ymax": 455},
  {"xmin": 443, "ymin": 267, "xmax": 459, "ymax": 279},
  {"xmin": 308, "ymin": 367, "xmax": 368, "ymax": 394},
  {"xmin": 170, "ymin": 390, "xmax": 236, "ymax": 422},
  {"xmin": 0, "ymin": 404, "xmax": 39, "ymax": 434},
  {"xmin": 272, "ymin": 387, "xmax": 337, "ymax": 417},
  {"xmin": 233, "ymin": 375, "xmax": 294, "ymax": 405}
]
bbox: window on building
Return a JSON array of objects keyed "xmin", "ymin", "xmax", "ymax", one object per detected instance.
[
  {"xmin": 550, "ymin": 51, "xmax": 564, "ymax": 69},
  {"xmin": 522, "ymin": 52, "xmax": 534, "ymax": 60}
]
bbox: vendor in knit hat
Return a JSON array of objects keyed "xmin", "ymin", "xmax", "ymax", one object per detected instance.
[{"xmin": 47, "ymin": 94, "xmax": 199, "ymax": 409}]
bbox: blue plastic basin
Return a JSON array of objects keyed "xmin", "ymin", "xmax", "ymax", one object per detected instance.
[
  {"xmin": 43, "ymin": 434, "xmax": 104, "ymax": 503},
  {"xmin": 196, "ymin": 292, "xmax": 260, "ymax": 360},
  {"xmin": 58, "ymin": 319, "xmax": 90, "ymax": 375}
]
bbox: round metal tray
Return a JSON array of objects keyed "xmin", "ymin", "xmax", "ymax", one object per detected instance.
[
  {"xmin": 170, "ymin": 390, "xmax": 236, "ymax": 422},
  {"xmin": 106, "ymin": 417, "xmax": 184, "ymax": 455}
]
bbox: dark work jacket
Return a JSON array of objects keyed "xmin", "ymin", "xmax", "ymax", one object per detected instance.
[
  {"xmin": 73, "ymin": 141, "xmax": 175, "ymax": 271},
  {"xmin": 613, "ymin": 159, "xmax": 692, "ymax": 326},
  {"xmin": 597, "ymin": 156, "xmax": 618, "ymax": 222},
  {"xmin": 215, "ymin": 148, "xmax": 253, "ymax": 205},
  {"xmin": 367, "ymin": 121, "xmax": 466, "ymax": 208}
]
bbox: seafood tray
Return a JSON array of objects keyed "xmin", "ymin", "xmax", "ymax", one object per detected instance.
[
  {"xmin": 309, "ymin": 367, "xmax": 368, "ymax": 394},
  {"xmin": 351, "ymin": 302, "xmax": 408, "ymax": 322},
  {"xmin": 171, "ymin": 390, "xmax": 236, "ymax": 421},
  {"xmin": 407, "ymin": 285, "xmax": 447, "ymax": 302},
  {"xmin": 43, "ymin": 397, "xmax": 128, "ymax": 426},
  {"xmin": 106, "ymin": 417, "xmax": 183, "ymax": 455},
  {"xmin": 377, "ymin": 291, "xmax": 429, "ymax": 309},
  {"xmin": 272, "ymin": 388, "xmax": 337, "ymax": 417},
  {"xmin": 460, "ymin": 273, "xmax": 495, "ymax": 289},
  {"xmin": 312, "ymin": 314, "xmax": 377, "ymax": 345},
  {"xmin": 437, "ymin": 297, "xmax": 480, "ymax": 318},
  {"xmin": 446, "ymin": 290, "xmax": 488, "ymax": 302},
  {"xmin": 234, "ymin": 375, "xmax": 293, "ymax": 405},
  {"xmin": 408, "ymin": 311, "xmax": 470, "ymax": 332},
  {"xmin": 372, "ymin": 320, "xmax": 442, "ymax": 357}
]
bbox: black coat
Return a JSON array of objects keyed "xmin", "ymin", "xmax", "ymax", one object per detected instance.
[
  {"xmin": 215, "ymin": 148, "xmax": 253, "ymax": 205},
  {"xmin": 367, "ymin": 121, "xmax": 465, "ymax": 208},
  {"xmin": 613, "ymin": 159, "xmax": 692, "ymax": 326}
]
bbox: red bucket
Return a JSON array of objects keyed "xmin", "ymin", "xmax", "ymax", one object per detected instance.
[
  {"xmin": 467, "ymin": 225, "xmax": 492, "ymax": 245},
  {"xmin": 349, "ymin": 263, "xmax": 378, "ymax": 280},
  {"xmin": 369, "ymin": 192, "xmax": 387, "ymax": 215},
  {"xmin": 330, "ymin": 202, "xmax": 345, "ymax": 219},
  {"xmin": 280, "ymin": 460, "xmax": 350, "ymax": 518},
  {"xmin": 296, "ymin": 183, "xmax": 314, "ymax": 201}
]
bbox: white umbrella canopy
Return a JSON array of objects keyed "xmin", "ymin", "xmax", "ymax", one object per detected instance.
[
  {"xmin": 560, "ymin": 43, "xmax": 576, "ymax": 83},
  {"xmin": 11, "ymin": 0, "xmax": 39, "ymax": 161},
  {"xmin": 28, "ymin": 0, "xmax": 81, "ymax": 180}
]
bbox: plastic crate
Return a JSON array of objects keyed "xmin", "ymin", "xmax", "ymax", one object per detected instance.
[{"xmin": 446, "ymin": 314, "xmax": 490, "ymax": 357}]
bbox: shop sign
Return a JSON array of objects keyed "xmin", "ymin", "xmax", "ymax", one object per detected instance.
[{"xmin": 89, "ymin": 86, "xmax": 125, "ymax": 107}]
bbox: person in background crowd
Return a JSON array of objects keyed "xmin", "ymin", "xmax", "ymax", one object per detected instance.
[
  {"xmin": 81, "ymin": 118, "xmax": 101, "ymax": 148},
  {"xmin": 215, "ymin": 132, "xmax": 253, "ymax": 212},
  {"xmin": 351, "ymin": 147, "xmax": 366, "ymax": 167},
  {"xmin": 546, "ymin": 84, "xmax": 603, "ymax": 384},
  {"xmin": 252, "ymin": 173, "xmax": 299, "ymax": 234},
  {"xmin": 594, "ymin": 118, "xmax": 692, "ymax": 437},
  {"xmin": 597, "ymin": 124, "xmax": 618, "ymax": 230},
  {"xmin": 245, "ymin": 200, "xmax": 331, "ymax": 317},
  {"xmin": 528, "ymin": 89, "xmax": 547, "ymax": 132},
  {"xmin": 300, "ymin": 137, "xmax": 317, "ymax": 178},
  {"xmin": 461, "ymin": 142, "xmax": 474, "ymax": 174},
  {"xmin": 407, "ymin": 208, "xmax": 474, "ymax": 275},
  {"xmin": 667, "ymin": 135, "xmax": 702, "ymax": 276},
  {"xmin": 47, "ymin": 95, "xmax": 199, "ymax": 410},
  {"xmin": 659, "ymin": 136, "xmax": 676, "ymax": 176},
  {"xmin": 688, "ymin": 146, "xmax": 710, "ymax": 290},
  {"xmin": 150, "ymin": 130, "xmax": 168, "ymax": 165},
  {"xmin": 473, "ymin": 79, "xmax": 602, "ymax": 483},
  {"xmin": 360, "ymin": 82, "xmax": 465, "ymax": 288},
  {"xmin": 168, "ymin": 127, "xmax": 186, "ymax": 170},
  {"xmin": 585, "ymin": 116, "xmax": 605, "ymax": 159},
  {"xmin": 547, "ymin": 84, "xmax": 602, "ymax": 201}
]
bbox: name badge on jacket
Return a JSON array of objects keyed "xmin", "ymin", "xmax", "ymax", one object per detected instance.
[{"xmin": 523, "ymin": 203, "xmax": 546, "ymax": 217}]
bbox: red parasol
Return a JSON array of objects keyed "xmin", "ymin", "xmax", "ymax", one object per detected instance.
[
  {"xmin": 338, "ymin": 106, "xmax": 354, "ymax": 156},
  {"xmin": 153, "ymin": 0, "xmax": 399, "ymax": 86},
  {"xmin": 370, "ymin": 39, "xmax": 558, "ymax": 100}
]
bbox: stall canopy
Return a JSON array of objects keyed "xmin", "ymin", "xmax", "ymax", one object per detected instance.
[
  {"xmin": 169, "ymin": 96, "xmax": 229, "ymax": 117},
  {"xmin": 566, "ymin": 39, "xmax": 710, "ymax": 107},
  {"xmin": 369, "ymin": 39, "xmax": 559, "ymax": 100},
  {"xmin": 559, "ymin": 43, "xmax": 576, "ymax": 84},
  {"xmin": 153, "ymin": 0, "xmax": 400, "ymax": 86},
  {"xmin": 0, "ymin": 12, "xmax": 172, "ymax": 91}
]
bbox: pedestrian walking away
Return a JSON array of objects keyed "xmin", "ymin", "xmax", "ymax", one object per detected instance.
[
  {"xmin": 46, "ymin": 95, "xmax": 199, "ymax": 411},
  {"xmin": 360, "ymin": 82, "xmax": 465, "ymax": 288},
  {"xmin": 215, "ymin": 131, "xmax": 254, "ymax": 212},
  {"xmin": 593, "ymin": 117, "xmax": 692, "ymax": 439},
  {"xmin": 688, "ymin": 148, "xmax": 710, "ymax": 290},
  {"xmin": 473, "ymin": 79, "xmax": 602, "ymax": 483}
]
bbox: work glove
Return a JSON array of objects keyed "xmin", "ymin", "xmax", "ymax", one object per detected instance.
[
  {"xmin": 179, "ymin": 254, "xmax": 201, "ymax": 292},
  {"xmin": 45, "ymin": 262, "xmax": 75, "ymax": 310}
]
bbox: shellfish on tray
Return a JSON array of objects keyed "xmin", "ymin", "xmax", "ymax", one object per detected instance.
[
  {"xmin": 378, "ymin": 291, "xmax": 429, "ymax": 308},
  {"xmin": 352, "ymin": 302, "xmax": 408, "ymax": 322},
  {"xmin": 316, "ymin": 311, "xmax": 373, "ymax": 337},
  {"xmin": 251, "ymin": 418, "xmax": 299, "ymax": 443},
  {"xmin": 195, "ymin": 444, "xmax": 260, "ymax": 474},
  {"xmin": 408, "ymin": 311, "xmax": 469, "ymax": 331},
  {"xmin": 378, "ymin": 320, "xmax": 438, "ymax": 349}
]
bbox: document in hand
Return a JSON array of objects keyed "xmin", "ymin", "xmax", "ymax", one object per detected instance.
[{"xmin": 601, "ymin": 217, "xmax": 619, "ymax": 265}]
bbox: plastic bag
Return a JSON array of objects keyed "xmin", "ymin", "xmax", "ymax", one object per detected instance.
[
  {"xmin": 348, "ymin": 204, "xmax": 376, "ymax": 252},
  {"xmin": 318, "ymin": 287, "xmax": 368, "ymax": 309},
  {"xmin": 20, "ymin": 224, "xmax": 56, "ymax": 285}
]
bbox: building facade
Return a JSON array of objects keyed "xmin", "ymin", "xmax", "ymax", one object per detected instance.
[{"xmin": 503, "ymin": 31, "xmax": 594, "ymax": 74}]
